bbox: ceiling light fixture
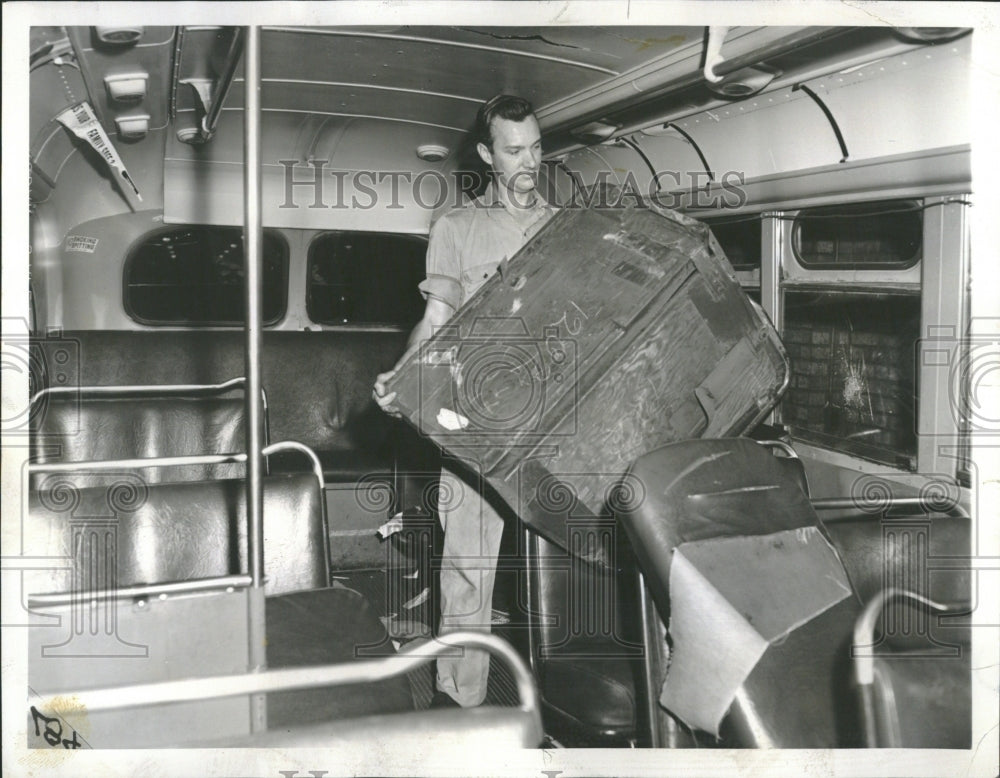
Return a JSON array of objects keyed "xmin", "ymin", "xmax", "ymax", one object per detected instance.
[
  {"xmin": 707, "ymin": 66, "xmax": 779, "ymax": 99},
  {"xmin": 570, "ymin": 120, "xmax": 620, "ymax": 144},
  {"xmin": 416, "ymin": 144, "xmax": 450, "ymax": 162}
]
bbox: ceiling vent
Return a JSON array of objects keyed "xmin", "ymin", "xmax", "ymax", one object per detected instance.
[{"xmin": 94, "ymin": 26, "xmax": 144, "ymax": 46}]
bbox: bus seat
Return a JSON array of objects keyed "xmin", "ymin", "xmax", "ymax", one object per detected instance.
[
  {"xmin": 265, "ymin": 587, "xmax": 415, "ymax": 725},
  {"xmin": 620, "ymin": 438, "xmax": 861, "ymax": 747},
  {"xmin": 853, "ymin": 589, "xmax": 971, "ymax": 748},
  {"xmin": 33, "ymin": 330, "xmax": 407, "ymax": 478},
  {"xmin": 523, "ymin": 529, "xmax": 641, "ymax": 745},
  {"xmin": 44, "ymin": 631, "xmax": 540, "ymax": 747},
  {"xmin": 27, "ymin": 467, "xmax": 418, "ymax": 732},
  {"xmin": 829, "ymin": 516, "xmax": 972, "ymax": 748},
  {"xmin": 28, "ymin": 471, "xmax": 329, "ymax": 598},
  {"xmin": 30, "ymin": 389, "xmax": 250, "ymax": 486},
  {"xmin": 823, "ymin": 516, "xmax": 972, "ymax": 651},
  {"xmin": 521, "ymin": 438, "xmax": 808, "ymax": 746},
  {"xmin": 209, "ymin": 706, "xmax": 541, "ymax": 748}
]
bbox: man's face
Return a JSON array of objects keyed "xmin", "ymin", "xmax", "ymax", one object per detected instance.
[{"xmin": 477, "ymin": 115, "xmax": 542, "ymax": 198}]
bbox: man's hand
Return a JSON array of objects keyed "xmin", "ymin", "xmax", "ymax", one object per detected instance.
[{"xmin": 373, "ymin": 369, "xmax": 401, "ymax": 418}]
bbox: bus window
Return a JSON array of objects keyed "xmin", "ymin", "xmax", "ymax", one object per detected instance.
[
  {"xmin": 307, "ymin": 232, "xmax": 426, "ymax": 327},
  {"xmin": 124, "ymin": 226, "xmax": 288, "ymax": 326},
  {"xmin": 707, "ymin": 217, "xmax": 761, "ymax": 271},
  {"xmin": 793, "ymin": 200, "xmax": 922, "ymax": 269},
  {"xmin": 704, "ymin": 215, "xmax": 761, "ymax": 291},
  {"xmin": 781, "ymin": 289, "xmax": 920, "ymax": 470}
]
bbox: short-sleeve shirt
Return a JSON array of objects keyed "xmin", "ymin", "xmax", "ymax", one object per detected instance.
[{"xmin": 418, "ymin": 182, "xmax": 556, "ymax": 312}]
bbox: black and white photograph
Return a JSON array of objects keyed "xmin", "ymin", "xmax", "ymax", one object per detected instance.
[{"xmin": 2, "ymin": 2, "xmax": 998, "ymax": 777}]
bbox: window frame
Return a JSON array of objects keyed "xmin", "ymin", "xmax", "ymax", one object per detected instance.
[
  {"xmin": 774, "ymin": 201, "xmax": 926, "ymax": 472},
  {"xmin": 122, "ymin": 224, "xmax": 290, "ymax": 328}
]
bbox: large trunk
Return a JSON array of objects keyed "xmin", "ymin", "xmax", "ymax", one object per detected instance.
[{"xmin": 386, "ymin": 202, "xmax": 789, "ymax": 557}]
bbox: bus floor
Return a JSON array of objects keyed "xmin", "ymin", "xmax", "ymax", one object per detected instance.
[{"xmin": 328, "ymin": 564, "xmax": 524, "ymax": 711}]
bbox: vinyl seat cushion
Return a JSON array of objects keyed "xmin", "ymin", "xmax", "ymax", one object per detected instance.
[{"xmin": 265, "ymin": 587, "xmax": 414, "ymax": 727}]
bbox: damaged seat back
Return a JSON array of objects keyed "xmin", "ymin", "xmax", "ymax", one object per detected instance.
[{"xmin": 621, "ymin": 437, "xmax": 861, "ymax": 747}]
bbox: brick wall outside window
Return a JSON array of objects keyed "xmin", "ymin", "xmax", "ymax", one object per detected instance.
[{"xmin": 782, "ymin": 291, "xmax": 920, "ymax": 470}]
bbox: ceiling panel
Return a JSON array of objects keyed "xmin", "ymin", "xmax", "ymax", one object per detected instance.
[
  {"xmin": 220, "ymin": 81, "xmax": 478, "ymax": 133},
  {"xmin": 258, "ymin": 27, "xmax": 692, "ymax": 123},
  {"xmin": 265, "ymin": 26, "xmax": 696, "ymax": 75}
]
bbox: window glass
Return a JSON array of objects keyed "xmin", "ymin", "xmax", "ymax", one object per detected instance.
[
  {"xmin": 125, "ymin": 227, "xmax": 287, "ymax": 325},
  {"xmin": 793, "ymin": 200, "xmax": 921, "ymax": 268},
  {"xmin": 704, "ymin": 217, "xmax": 760, "ymax": 271},
  {"xmin": 307, "ymin": 232, "xmax": 426, "ymax": 326},
  {"xmin": 781, "ymin": 290, "xmax": 919, "ymax": 470}
]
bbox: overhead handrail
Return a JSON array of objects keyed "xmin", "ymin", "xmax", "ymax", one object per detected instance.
[{"xmin": 176, "ymin": 27, "xmax": 246, "ymax": 144}]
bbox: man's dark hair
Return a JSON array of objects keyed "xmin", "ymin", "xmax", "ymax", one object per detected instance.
[{"xmin": 475, "ymin": 94, "xmax": 536, "ymax": 150}]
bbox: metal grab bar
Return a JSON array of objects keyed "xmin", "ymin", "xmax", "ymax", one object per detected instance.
[
  {"xmin": 31, "ymin": 376, "xmax": 248, "ymax": 406},
  {"xmin": 27, "ymin": 575, "xmax": 252, "ymax": 608},
  {"xmin": 24, "ymin": 441, "xmax": 309, "ymax": 483},
  {"xmin": 28, "ymin": 452, "xmax": 246, "ymax": 474},
  {"xmin": 813, "ymin": 496, "xmax": 969, "ymax": 518},
  {"xmin": 262, "ymin": 440, "xmax": 330, "ymax": 570},
  {"xmin": 26, "ymin": 441, "xmax": 328, "ymax": 602},
  {"xmin": 853, "ymin": 588, "xmax": 950, "ymax": 748},
  {"xmin": 32, "ymin": 631, "xmax": 540, "ymax": 715},
  {"xmin": 263, "ymin": 441, "xmax": 324, "ymax": 491},
  {"xmin": 755, "ymin": 439, "xmax": 798, "ymax": 459},
  {"xmin": 29, "ymin": 378, "xmax": 270, "ymax": 448},
  {"xmin": 27, "ymin": 440, "xmax": 314, "ymax": 477}
]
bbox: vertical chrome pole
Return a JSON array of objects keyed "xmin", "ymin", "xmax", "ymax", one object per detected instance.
[
  {"xmin": 243, "ymin": 24, "xmax": 264, "ymax": 590},
  {"xmin": 242, "ymin": 24, "xmax": 267, "ymax": 733},
  {"xmin": 760, "ymin": 212, "xmax": 783, "ymax": 426}
]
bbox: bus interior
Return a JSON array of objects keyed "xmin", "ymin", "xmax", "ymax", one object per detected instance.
[{"xmin": 10, "ymin": 16, "xmax": 995, "ymax": 764}]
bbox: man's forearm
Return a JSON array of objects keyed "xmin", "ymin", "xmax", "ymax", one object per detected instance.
[
  {"xmin": 387, "ymin": 297, "xmax": 454, "ymax": 375},
  {"xmin": 391, "ymin": 313, "xmax": 438, "ymax": 373},
  {"xmin": 406, "ymin": 315, "xmax": 435, "ymax": 353}
]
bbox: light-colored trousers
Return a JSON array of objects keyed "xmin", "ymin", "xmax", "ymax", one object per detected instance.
[{"xmin": 434, "ymin": 462, "xmax": 506, "ymax": 707}]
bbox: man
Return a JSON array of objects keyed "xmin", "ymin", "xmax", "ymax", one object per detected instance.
[{"xmin": 373, "ymin": 94, "xmax": 555, "ymax": 708}]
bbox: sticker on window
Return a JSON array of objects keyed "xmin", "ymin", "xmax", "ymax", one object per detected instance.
[{"xmin": 65, "ymin": 236, "xmax": 98, "ymax": 253}]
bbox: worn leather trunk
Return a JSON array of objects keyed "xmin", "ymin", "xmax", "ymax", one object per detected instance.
[{"xmin": 386, "ymin": 203, "xmax": 789, "ymax": 556}]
